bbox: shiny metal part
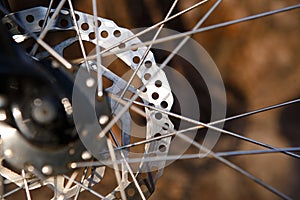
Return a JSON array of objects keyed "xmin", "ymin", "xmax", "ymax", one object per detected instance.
[
  {"xmin": 2, "ymin": 6, "xmax": 175, "ymax": 199},
  {"xmin": 0, "ymin": 122, "xmax": 85, "ymax": 175}
]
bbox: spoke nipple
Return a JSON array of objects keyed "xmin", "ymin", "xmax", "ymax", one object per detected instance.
[
  {"xmin": 98, "ymin": 131, "xmax": 106, "ymax": 139},
  {"xmin": 97, "ymin": 91, "xmax": 103, "ymax": 97},
  {"xmin": 99, "ymin": 115, "xmax": 109, "ymax": 125},
  {"xmin": 42, "ymin": 165, "xmax": 53, "ymax": 175},
  {"xmin": 81, "ymin": 151, "xmax": 92, "ymax": 160},
  {"xmin": 69, "ymin": 162, "xmax": 77, "ymax": 169}
]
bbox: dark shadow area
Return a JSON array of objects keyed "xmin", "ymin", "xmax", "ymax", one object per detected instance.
[{"xmin": 279, "ymin": 97, "xmax": 300, "ymax": 198}]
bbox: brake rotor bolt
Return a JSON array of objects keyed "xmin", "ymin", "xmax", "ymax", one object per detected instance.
[{"xmin": 69, "ymin": 162, "xmax": 77, "ymax": 169}]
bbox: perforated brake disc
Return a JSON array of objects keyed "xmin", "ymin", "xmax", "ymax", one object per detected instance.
[{"xmin": 1, "ymin": 6, "xmax": 175, "ymax": 199}]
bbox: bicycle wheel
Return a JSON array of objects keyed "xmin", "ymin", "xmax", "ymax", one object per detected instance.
[{"xmin": 0, "ymin": 0, "xmax": 299, "ymax": 199}]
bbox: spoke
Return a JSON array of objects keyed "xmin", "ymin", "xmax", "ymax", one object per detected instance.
[
  {"xmin": 87, "ymin": 63, "xmax": 138, "ymax": 94},
  {"xmin": 40, "ymin": 0, "xmax": 54, "ymax": 31},
  {"xmin": 98, "ymin": 0, "xmax": 219, "ymax": 139},
  {"xmin": 115, "ymin": 0, "xmax": 221, "ymax": 127},
  {"xmin": 3, "ymin": 186, "xmax": 22, "ymax": 198},
  {"xmin": 111, "ymin": 0, "xmax": 179, "ymax": 114},
  {"xmin": 107, "ymin": 118, "xmax": 146, "ymax": 200},
  {"xmin": 106, "ymin": 138, "xmax": 127, "ymax": 200},
  {"xmin": 1, "ymin": 1, "xmax": 298, "ymax": 199},
  {"xmin": 25, "ymin": 165, "xmax": 64, "ymax": 199},
  {"xmin": 102, "ymin": 3, "xmax": 300, "ymax": 56},
  {"xmin": 212, "ymin": 99, "xmax": 300, "ymax": 124},
  {"xmin": 176, "ymin": 133, "xmax": 292, "ymax": 200},
  {"xmin": 68, "ymin": 0, "xmax": 91, "ymax": 71},
  {"xmin": 130, "ymin": 98, "xmax": 300, "ymax": 128},
  {"xmin": 64, "ymin": 171, "xmax": 78, "ymax": 192},
  {"xmin": 117, "ymin": 92, "xmax": 295, "ymax": 199},
  {"xmin": 2, "ymin": 177, "xmax": 40, "ymax": 198},
  {"xmin": 53, "ymin": 176, "xmax": 58, "ymax": 200},
  {"xmin": 0, "ymin": 165, "xmax": 24, "ymax": 187},
  {"xmin": 216, "ymin": 147, "xmax": 300, "ymax": 157},
  {"xmin": 0, "ymin": 4, "xmax": 73, "ymax": 70},
  {"xmin": 70, "ymin": 147, "xmax": 300, "ymax": 168},
  {"xmin": 92, "ymin": 0, "xmax": 103, "ymax": 96},
  {"xmin": 21, "ymin": 170, "xmax": 32, "ymax": 200},
  {"xmin": 63, "ymin": 175, "xmax": 106, "ymax": 199},
  {"xmin": 160, "ymin": 0, "xmax": 222, "ymax": 70},
  {"xmin": 121, "ymin": 157, "xmax": 146, "ymax": 200},
  {"xmin": 109, "ymin": 93, "xmax": 300, "ymax": 159},
  {"xmin": 98, "ymin": 0, "xmax": 211, "ymax": 139},
  {"xmin": 73, "ymin": 167, "xmax": 89, "ymax": 200},
  {"xmin": 71, "ymin": 138, "xmax": 293, "ymax": 199},
  {"xmin": 88, "ymin": 3, "xmax": 300, "ymax": 161},
  {"xmin": 30, "ymin": 0, "xmax": 67, "ymax": 55},
  {"xmin": 73, "ymin": 134, "xmax": 300, "ymax": 199},
  {"xmin": 83, "ymin": 0, "xmax": 208, "ymax": 62}
]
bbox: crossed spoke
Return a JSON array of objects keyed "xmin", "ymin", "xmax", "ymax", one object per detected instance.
[{"xmin": 0, "ymin": 0, "xmax": 299, "ymax": 199}]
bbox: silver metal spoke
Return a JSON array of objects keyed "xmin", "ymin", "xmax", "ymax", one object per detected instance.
[
  {"xmin": 216, "ymin": 147, "xmax": 300, "ymax": 157},
  {"xmin": 130, "ymin": 97, "xmax": 300, "ymax": 130},
  {"xmin": 98, "ymin": 0, "xmax": 221, "ymax": 139},
  {"xmin": 64, "ymin": 171, "xmax": 78, "ymax": 192},
  {"xmin": 176, "ymin": 133, "xmax": 292, "ymax": 200},
  {"xmin": 2, "ymin": 177, "xmax": 41, "ymax": 198},
  {"xmin": 63, "ymin": 175, "xmax": 106, "ymax": 199},
  {"xmin": 69, "ymin": 146, "xmax": 300, "ymax": 168},
  {"xmin": 0, "ymin": 4, "xmax": 73, "ymax": 70},
  {"xmin": 3, "ymin": 186, "xmax": 22, "ymax": 198},
  {"xmin": 53, "ymin": 176, "xmax": 58, "ymax": 200},
  {"xmin": 30, "ymin": 0, "xmax": 67, "ymax": 55},
  {"xmin": 1, "ymin": 0, "xmax": 298, "ymax": 199},
  {"xmin": 83, "ymin": 63, "xmax": 138, "ymax": 94},
  {"xmin": 211, "ymin": 99, "xmax": 300, "ymax": 125},
  {"xmin": 106, "ymin": 138, "xmax": 127, "ymax": 200},
  {"xmin": 160, "ymin": 0, "xmax": 222, "ymax": 70},
  {"xmin": 101, "ymin": 3, "xmax": 300, "ymax": 56},
  {"xmin": 92, "ymin": 0, "xmax": 103, "ymax": 96},
  {"xmin": 111, "ymin": 0, "xmax": 179, "ymax": 114},
  {"xmin": 71, "ymin": 139, "xmax": 294, "ymax": 199},
  {"xmin": 108, "ymin": 129, "xmax": 146, "ymax": 200},
  {"xmin": 40, "ymin": 0, "xmax": 54, "ymax": 31},
  {"xmin": 21, "ymin": 170, "xmax": 32, "ymax": 200},
  {"xmin": 68, "ymin": 0, "xmax": 91, "ymax": 71},
  {"xmin": 86, "ymin": 0, "xmax": 209, "ymax": 60},
  {"xmin": 108, "ymin": 93, "xmax": 300, "ymax": 159},
  {"xmin": 107, "ymin": 0, "xmax": 222, "ymax": 136},
  {"xmin": 73, "ymin": 167, "xmax": 89, "ymax": 200}
]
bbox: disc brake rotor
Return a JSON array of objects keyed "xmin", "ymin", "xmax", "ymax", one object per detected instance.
[{"xmin": 2, "ymin": 6, "xmax": 175, "ymax": 199}]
